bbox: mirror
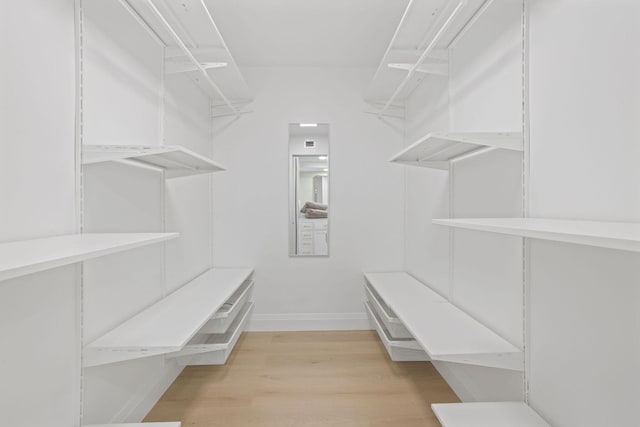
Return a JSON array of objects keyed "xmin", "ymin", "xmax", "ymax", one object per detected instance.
[{"xmin": 289, "ymin": 123, "xmax": 330, "ymax": 256}]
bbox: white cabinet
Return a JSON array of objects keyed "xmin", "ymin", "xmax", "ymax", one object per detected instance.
[{"xmin": 297, "ymin": 218, "xmax": 328, "ymax": 255}]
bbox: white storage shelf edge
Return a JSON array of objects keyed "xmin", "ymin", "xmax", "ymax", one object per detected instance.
[
  {"xmin": 365, "ymin": 301, "xmax": 429, "ymax": 362},
  {"xmin": 364, "ymin": 272, "xmax": 522, "ymax": 371},
  {"xmin": 432, "ymin": 402, "xmax": 550, "ymax": 427},
  {"xmin": 84, "ymin": 267, "xmax": 253, "ymax": 367},
  {"xmin": 0, "ymin": 233, "xmax": 179, "ymax": 283},
  {"xmin": 389, "ymin": 132, "xmax": 523, "ymax": 169},
  {"xmin": 433, "ymin": 218, "xmax": 640, "ymax": 252},
  {"xmin": 82, "ymin": 145, "xmax": 225, "ymax": 178},
  {"xmin": 170, "ymin": 301, "xmax": 254, "ymax": 366}
]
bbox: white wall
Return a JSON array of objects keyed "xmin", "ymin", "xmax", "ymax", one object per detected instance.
[
  {"xmin": 527, "ymin": 1, "xmax": 640, "ymax": 426},
  {"xmin": 80, "ymin": 0, "xmax": 213, "ymax": 422},
  {"xmin": 211, "ymin": 66, "xmax": 405, "ymax": 331},
  {"xmin": 404, "ymin": 0, "xmax": 524, "ymax": 401},
  {"xmin": 0, "ymin": 1, "xmax": 79, "ymax": 426}
]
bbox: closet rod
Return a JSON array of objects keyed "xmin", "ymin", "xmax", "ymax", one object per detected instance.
[
  {"xmin": 365, "ymin": 0, "xmax": 415, "ymax": 97},
  {"xmin": 378, "ymin": 0, "xmax": 466, "ymax": 117},
  {"xmin": 196, "ymin": 0, "xmax": 252, "ymax": 99},
  {"xmin": 141, "ymin": 0, "xmax": 239, "ymax": 115}
]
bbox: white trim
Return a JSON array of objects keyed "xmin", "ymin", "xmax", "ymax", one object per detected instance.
[{"xmin": 247, "ymin": 312, "xmax": 371, "ymax": 332}]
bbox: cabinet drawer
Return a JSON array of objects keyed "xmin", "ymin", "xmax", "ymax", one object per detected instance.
[
  {"xmin": 365, "ymin": 302, "xmax": 428, "ymax": 362},
  {"xmin": 300, "ymin": 222, "xmax": 314, "ymax": 230},
  {"xmin": 365, "ymin": 283, "xmax": 413, "ymax": 339},
  {"xmin": 200, "ymin": 280, "xmax": 254, "ymax": 334},
  {"xmin": 170, "ymin": 301, "xmax": 254, "ymax": 366}
]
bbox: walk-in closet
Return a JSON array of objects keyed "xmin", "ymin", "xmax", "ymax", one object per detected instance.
[{"xmin": 1, "ymin": 0, "xmax": 638, "ymax": 426}]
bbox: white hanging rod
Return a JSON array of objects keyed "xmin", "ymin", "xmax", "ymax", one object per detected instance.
[
  {"xmin": 365, "ymin": 0, "xmax": 415, "ymax": 97},
  {"xmin": 378, "ymin": 0, "xmax": 466, "ymax": 117},
  {"xmin": 387, "ymin": 63, "xmax": 448, "ymax": 76},
  {"xmin": 165, "ymin": 61, "xmax": 227, "ymax": 75},
  {"xmin": 119, "ymin": 0, "xmax": 165, "ymax": 47},
  {"xmin": 196, "ymin": 0, "xmax": 252, "ymax": 100},
  {"xmin": 165, "ymin": 46, "xmax": 225, "ymax": 59},
  {"xmin": 449, "ymin": 0, "xmax": 497, "ymax": 49},
  {"xmin": 141, "ymin": 0, "xmax": 239, "ymax": 115},
  {"xmin": 390, "ymin": 47, "xmax": 449, "ymax": 61}
]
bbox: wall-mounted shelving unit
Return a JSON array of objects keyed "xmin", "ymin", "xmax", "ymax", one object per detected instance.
[
  {"xmin": 432, "ymin": 402, "xmax": 550, "ymax": 427},
  {"xmin": 120, "ymin": 0, "xmax": 252, "ymax": 116},
  {"xmin": 84, "ymin": 268, "xmax": 253, "ymax": 367},
  {"xmin": 0, "ymin": 233, "xmax": 178, "ymax": 283},
  {"xmin": 389, "ymin": 132, "xmax": 523, "ymax": 169},
  {"xmin": 82, "ymin": 145, "xmax": 225, "ymax": 178},
  {"xmin": 433, "ymin": 218, "xmax": 640, "ymax": 252},
  {"xmin": 365, "ymin": 0, "xmax": 492, "ymax": 116},
  {"xmin": 364, "ymin": 272, "xmax": 522, "ymax": 371}
]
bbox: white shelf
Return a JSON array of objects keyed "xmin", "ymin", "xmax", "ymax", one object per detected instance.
[
  {"xmin": 366, "ymin": 0, "xmax": 489, "ymax": 109},
  {"xmin": 199, "ymin": 280, "xmax": 254, "ymax": 334},
  {"xmin": 432, "ymin": 402, "xmax": 550, "ymax": 427},
  {"xmin": 364, "ymin": 272, "xmax": 522, "ymax": 371},
  {"xmin": 122, "ymin": 0, "xmax": 252, "ymax": 108},
  {"xmin": 0, "ymin": 233, "xmax": 178, "ymax": 283},
  {"xmin": 433, "ymin": 218, "xmax": 640, "ymax": 253},
  {"xmin": 365, "ymin": 301, "xmax": 429, "ymax": 362},
  {"xmin": 390, "ymin": 132, "xmax": 523, "ymax": 169},
  {"xmin": 82, "ymin": 145, "xmax": 225, "ymax": 178},
  {"xmin": 86, "ymin": 423, "xmax": 181, "ymax": 427},
  {"xmin": 171, "ymin": 301, "xmax": 254, "ymax": 366},
  {"xmin": 84, "ymin": 267, "xmax": 253, "ymax": 367},
  {"xmin": 365, "ymin": 272, "xmax": 447, "ymax": 307}
]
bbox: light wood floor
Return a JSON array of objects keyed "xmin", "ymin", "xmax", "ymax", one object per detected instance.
[{"xmin": 144, "ymin": 331, "xmax": 459, "ymax": 427}]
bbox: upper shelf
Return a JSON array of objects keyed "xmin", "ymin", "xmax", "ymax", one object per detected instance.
[
  {"xmin": 0, "ymin": 233, "xmax": 178, "ymax": 283},
  {"xmin": 366, "ymin": 0, "xmax": 489, "ymax": 113},
  {"xmin": 433, "ymin": 218, "xmax": 640, "ymax": 253},
  {"xmin": 122, "ymin": 0, "xmax": 251, "ymax": 113},
  {"xmin": 84, "ymin": 267, "xmax": 254, "ymax": 367},
  {"xmin": 390, "ymin": 132, "xmax": 523, "ymax": 169},
  {"xmin": 432, "ymin": 402, "xmax": 550, "ymax": 427},
  {"xmin": 364, "ymin": 272, "xmax": 522, "ymax": 371},
  {"xmin": 82, "ymin": 145, "xmax": 225, "ymax": 178}
]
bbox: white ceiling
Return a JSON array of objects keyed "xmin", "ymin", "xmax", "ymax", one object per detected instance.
[{"xmin": 203, "ymin": 0, "xmax": 410, "ymax": 67}]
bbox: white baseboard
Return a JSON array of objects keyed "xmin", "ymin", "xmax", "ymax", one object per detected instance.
[
  {"xmin": 247, "ymin": 312, "xmax": 371, "ymax": 331},
  {"xmin": 115, "ymin": 362, "xmax": 184, "ymax": 423}
]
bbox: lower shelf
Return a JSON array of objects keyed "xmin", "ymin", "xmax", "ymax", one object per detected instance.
[
  {"xmin": 365, "ymin": 283, "xmax": 413, "ymax": 339},
  {"xmin": 199, "ymin": 280, "xmax": 254, "ymax": 334},
  {"xmin": 168, "ymin": 301, "xmax": 254, "ymax": 366},
  {"xmin": 432, "ymin": 402, "xmax": 550, "ymax": 427},
  {"xmin": 365, "ymin": 301, "xmax": 428, "ymax": 362}
]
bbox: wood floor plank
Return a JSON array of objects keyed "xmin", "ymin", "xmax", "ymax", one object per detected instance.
[{"xmin": 145, "ymin": 331, "xmax": 459, "ymax": 426}]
